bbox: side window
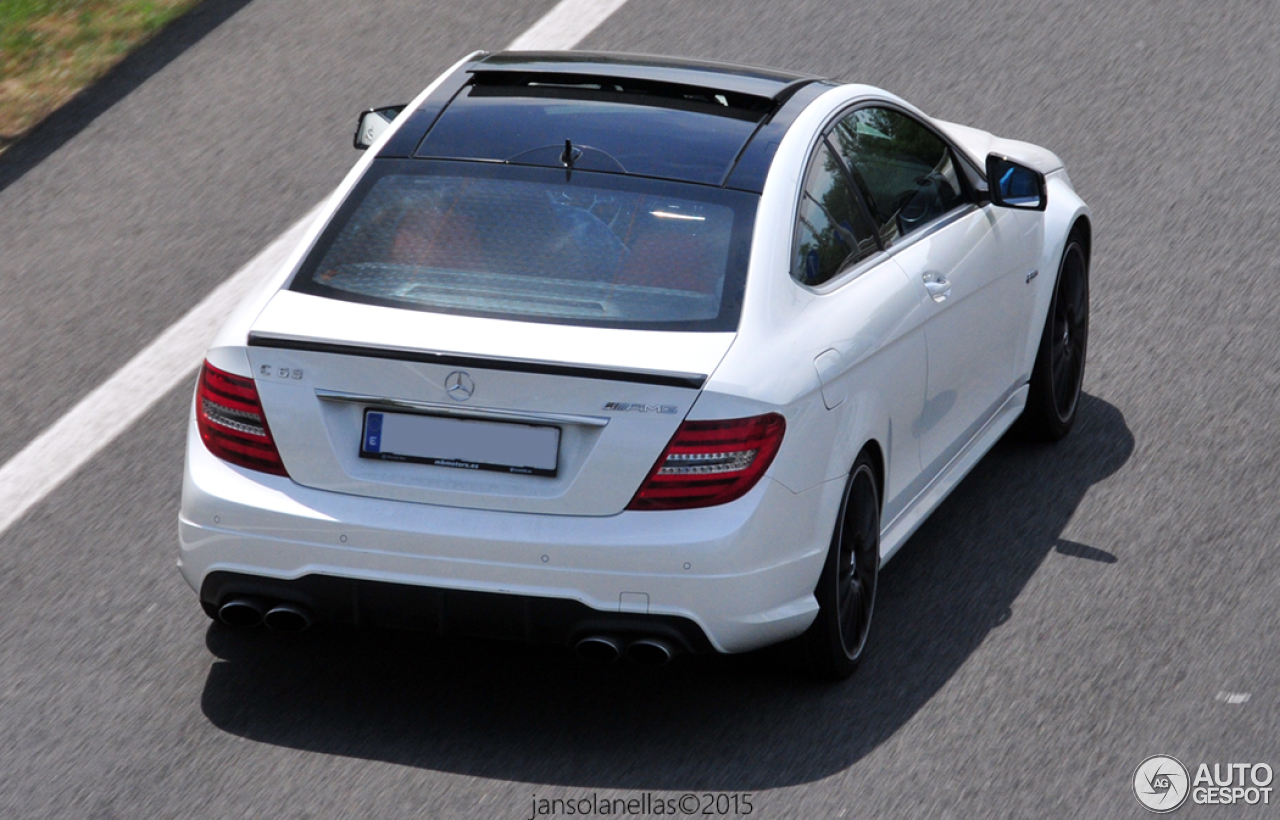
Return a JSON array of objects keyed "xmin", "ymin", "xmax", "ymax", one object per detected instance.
[
  {"xmin": 792, "ymin": 141, "xmax": 880, "ymax": 286},
  {"xmin": 830, "ymin": 107, "xmax": 969, "ymax": 245}
]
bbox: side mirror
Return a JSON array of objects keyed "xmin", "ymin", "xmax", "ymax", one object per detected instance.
[
  {"xmin": 353, "ymin": 105, "xmax": 407, "ymax": 150},
  {"xmin": 985, "ymin": 154, "xmax": 1047, "ymax": 210}
]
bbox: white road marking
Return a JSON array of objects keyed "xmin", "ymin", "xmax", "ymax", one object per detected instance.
[
  {"xmin": 0, "ymin": 0, "xmax": 631, "ymax": 537},
  {"xmin": 507, "ymin": 0, "xmax": 630, "ymax": 51},
  {"xmin": 1215, "ymin": 691, "xmax": 1251, "ymax": 704},
  {"xmin": 0, "ymin": 209, "xmax": 319, "ymax": 536}
]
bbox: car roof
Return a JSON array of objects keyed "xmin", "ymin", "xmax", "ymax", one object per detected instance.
[
  {"xmin": 473, "ymin": 51, "xmax": 816, "ymax": 98},
  {"xmin": 377, "ymin": 51, "xmax": 835, "ymax": 191}
]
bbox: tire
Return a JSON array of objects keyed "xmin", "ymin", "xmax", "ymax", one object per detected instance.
[
  {"xmin": 803, "ymin": 452, "xmax": 880, "ymax": 680},
  {"xmin": 1021, "ymin": 232, "xmax": 1089, "ymax": 441}
]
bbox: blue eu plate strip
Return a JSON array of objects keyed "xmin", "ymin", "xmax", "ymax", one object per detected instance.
[{"xmin": 364, "ymin": 412, "xmax": 383, "ymax": 453}]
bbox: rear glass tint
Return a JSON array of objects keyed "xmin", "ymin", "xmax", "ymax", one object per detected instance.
[{"xmin": 291, "ymin": 160, "xmax": 758, "ymax": 331}]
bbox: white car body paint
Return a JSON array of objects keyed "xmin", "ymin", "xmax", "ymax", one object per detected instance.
[{"xmin": 180, "ymin": 68, "xmax": 1090, "ymax": 652}]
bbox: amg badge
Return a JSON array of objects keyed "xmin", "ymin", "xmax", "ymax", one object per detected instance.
[{"xmin": 603, "ymin": 402, "xmax": 678, "ymax": 414}]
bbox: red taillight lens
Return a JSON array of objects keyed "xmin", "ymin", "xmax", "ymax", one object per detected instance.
[
  {"xmin": 627, "ymin": 413, "xmax": 786, "ymax": 510},
  {"xmin": 196, "ymin": 361, "xmax": 288, "ymax": 476}
]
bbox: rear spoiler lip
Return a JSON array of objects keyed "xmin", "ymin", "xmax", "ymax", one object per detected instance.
[{"xmin": 247, "ymin": 333, "xmax": 708, "ymax": 390}]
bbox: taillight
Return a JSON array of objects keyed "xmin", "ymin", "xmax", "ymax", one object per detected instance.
[
  {"xmin": 627, "ymin": 413, "xmax": 785, "ymax": 510},
  {"xmin": 196, "ymin": 361, "xmax": 288, "ymax": 476}
]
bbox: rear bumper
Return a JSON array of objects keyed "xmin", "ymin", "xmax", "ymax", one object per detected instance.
[
  {"xmin": 200, "ymin": 571, "xmax": 718, "ymax": 653},
  {"xmin": 179, "ymin": 423, "xmax": 842, "ymax": 653}
]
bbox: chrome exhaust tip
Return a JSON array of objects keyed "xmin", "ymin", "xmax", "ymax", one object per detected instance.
[
  {"xmin": 575, "ymin": 635, "xmax": 623, "ymax": 662},
  {"xmin": 218, "ymin": 597, "xmax": 266, "ymax": 629},
  {"xmin": 626, "ymin": 638, "xmax": 674, "ymax": 667},
  {"xmin": 262, "ymin": 602, "xmax": 313, "ymax": 633}
]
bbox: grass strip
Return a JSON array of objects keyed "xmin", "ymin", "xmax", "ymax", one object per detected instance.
[{"xmin": 0, "ymin": 0, "xmax": 200, "ymax": 150}]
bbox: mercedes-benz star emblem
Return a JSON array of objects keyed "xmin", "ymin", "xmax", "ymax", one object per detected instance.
[{"xmin": 445, "ymin": 371, "xmax": 475, "ymax": 401}]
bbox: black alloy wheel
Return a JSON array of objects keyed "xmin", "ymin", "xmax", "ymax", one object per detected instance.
[
  {"xmin": 804, "ymin": 453, "xmax": 880, "ymax": 679},
  {"xmin": 1022, "ymin": 233, "xmax": 1090, "ymax": 440}
]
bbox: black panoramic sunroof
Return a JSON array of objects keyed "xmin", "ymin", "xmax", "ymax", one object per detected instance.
[
  {"xmin": 474, "ymin": 51, "xmax": 814, "ymax": 98},
  {"xmin": 469, "ymin": 71, "xmax": 776, "ymax": 120},
  {"xmin": 415, "ymin": 80, "xmax": 772, "ymax": 186},
  {"xmin": 377, "ymin": 51, "xmax": 828, "ymax": 190}
]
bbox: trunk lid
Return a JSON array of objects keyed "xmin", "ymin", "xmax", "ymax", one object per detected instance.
[{"xmin": 246, "ymin": 291, "xmax": 734, "ymax": 515}]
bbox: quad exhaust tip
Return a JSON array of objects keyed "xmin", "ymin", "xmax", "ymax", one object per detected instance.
[
  {"xmin": 263, "ymin": 603, "xmax": 313, "ymax": 633},
  {"xmin": 217, "ymin": 598, "xmax": 313, "ymax": 632},
  {"xmin": 575, "ymin": 635, "xmax": 676, "ymax": 666},
  {"xmin": 218, "ymin": 597, "xmax": 266, "ymax": 629},
  {"xmin": 626, "ymin": 638, "xmax": 674, "ymax": 667},
  {"xmin": 575, "ymin": 635, "xmax": 623, "ymax": 662}
]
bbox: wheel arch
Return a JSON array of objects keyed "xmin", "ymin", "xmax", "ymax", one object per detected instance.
[
  {"xmin": 858, "ymin": 438, "xmax": 886, "ymax": 514},
  {"xmin": 1070, "ymin": 214, "xmax": 1092, "ymax": 261}
]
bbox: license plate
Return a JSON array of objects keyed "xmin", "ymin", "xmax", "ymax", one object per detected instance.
[{"xmin": 360, "ymin": 410, "xmax": 559, "ymax": 477}]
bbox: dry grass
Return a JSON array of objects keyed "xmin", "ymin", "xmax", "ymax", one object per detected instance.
[{"xmin": 0, "ymin": 0, "xmax": 200, "ymax": 150}]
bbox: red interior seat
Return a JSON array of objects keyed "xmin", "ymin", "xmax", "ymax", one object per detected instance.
[
  {"xmin": 389, "ymin": 209, "xmax": 483, "ymax": 270},
  {"xmin": 615, "ymin": 232, "xmax": 719, "ymax": 294}
]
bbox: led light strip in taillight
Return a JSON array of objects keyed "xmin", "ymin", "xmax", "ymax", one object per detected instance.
[
  {"xmin": 196, "ymin": 361, "xmax": 288, "ymax": 476},
  {"xmin": 627, "ymin": 413, "xmax": 785, "ymax": 510},
  {"xmin": 657, "ymin": 449, "xmax": 757, "ymax": 475},
  {"xmin": 200, "ymin": 397, "xmax": 269, "ymax": 438}
]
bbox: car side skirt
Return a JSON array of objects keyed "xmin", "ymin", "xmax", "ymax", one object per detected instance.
[{"xmin": 880, "ymin": 383, "xmax": 1029, "ymax": 563}]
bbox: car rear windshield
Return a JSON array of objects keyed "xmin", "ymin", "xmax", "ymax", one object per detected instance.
[{"xmin": 290, "ymin": 160, "xmax": 758, "ymax": 331}]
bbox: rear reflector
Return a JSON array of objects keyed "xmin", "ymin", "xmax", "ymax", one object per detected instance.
[
  {"xmin": 627, "ymin": 413, "xmax": 785, "ymax": 510},
  {"xmin": 196, "ymin": 361, "xmax": 288, "ymax": 476}
]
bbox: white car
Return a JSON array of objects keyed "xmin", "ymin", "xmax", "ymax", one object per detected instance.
[{"xmin": 180, "ymin": 51, "xmax": 1090, "ymax": 677}]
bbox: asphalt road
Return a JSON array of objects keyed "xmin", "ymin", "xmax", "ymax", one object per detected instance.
[{"xmin": 1, "ymin": 1, "xmax": 1278, "ymax": 818}]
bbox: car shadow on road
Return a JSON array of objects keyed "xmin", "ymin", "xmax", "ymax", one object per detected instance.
[
  {"xmin": 0, "ymin": 0, "xmax": 253, "ymax": 196},
  {"xmin": 200, "ymin": 393, "xmax": 1133, "ymax": 790}
]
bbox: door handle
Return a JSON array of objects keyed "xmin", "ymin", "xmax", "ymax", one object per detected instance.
[{"xmin": 923, "ymin": 273, "xmax": 951, "ymax": 303}]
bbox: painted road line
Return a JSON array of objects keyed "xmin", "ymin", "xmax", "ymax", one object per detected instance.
[
  {"xmin": 0, "ymin": 0, "xmax": 632, "ymax": 536},
  {"xmin": 507, "ymin": 0, "xmax": 630, "ymax": 51},
  {"xmin": 0, "ymin": 208, "xmax": 321, "ymax": 535}
]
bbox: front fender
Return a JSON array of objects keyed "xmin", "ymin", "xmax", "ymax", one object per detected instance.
[{"xmin": 1018, "ymin": 172, "xmax": 1091, "ymax": 381}]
